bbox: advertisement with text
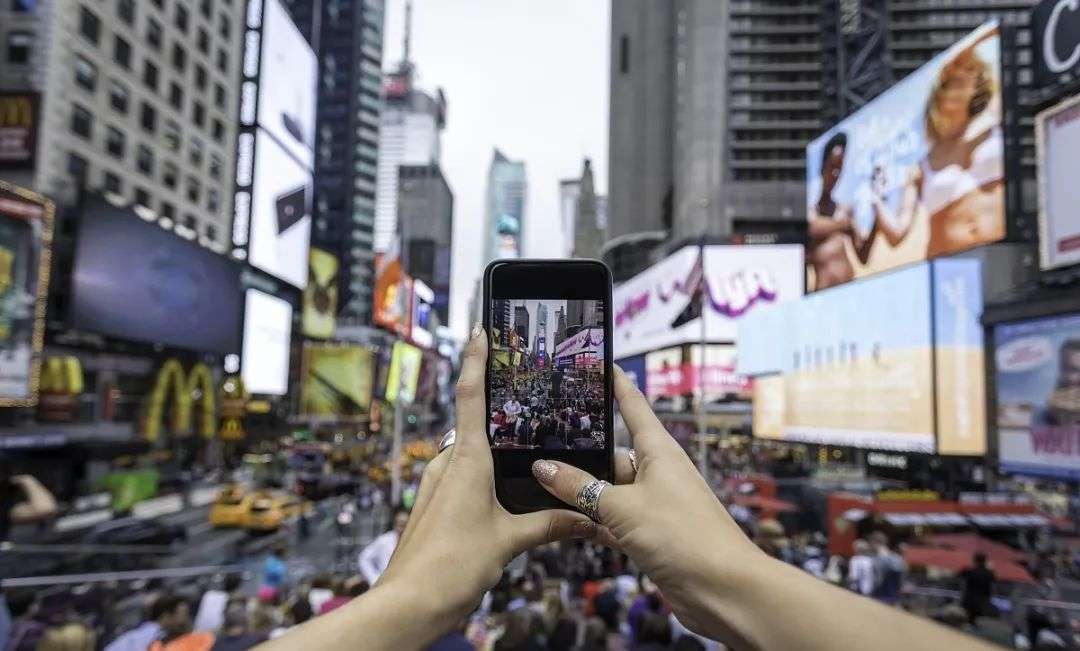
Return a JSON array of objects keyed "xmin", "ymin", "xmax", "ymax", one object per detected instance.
[
  {"xmin": 302, "ymin": 247, "xmax": 338, "ymax": 339},
  {"xmin": 806, "ymin": 22, "xmax": 1004, "ymax": 291},
  {"xmin": 995, "ymin": 313, "xmax": 1080, "ymax": 479},
  {"xmin": 1036, "ymin": 93, "xmax": 1080, "ymax": 271}
]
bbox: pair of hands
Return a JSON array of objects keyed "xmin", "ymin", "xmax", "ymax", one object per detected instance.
[{"xmin": 378, "ymin": 325, "xmax": 759, "ymax": 638}]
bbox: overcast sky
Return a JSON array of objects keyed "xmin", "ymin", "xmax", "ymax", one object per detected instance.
[{"xmin": 382, "ymin": 0, "xmax": 610, "ymax": 340}]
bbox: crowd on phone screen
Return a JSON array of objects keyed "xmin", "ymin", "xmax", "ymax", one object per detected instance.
[{"xmin": 489, "ymin": 367, "xmax": 605, "ymax": 450}]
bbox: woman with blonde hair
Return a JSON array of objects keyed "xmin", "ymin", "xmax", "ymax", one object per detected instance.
[{"xmin": 35, "ymin": 623, "xmax": 96, "ymax": 651}]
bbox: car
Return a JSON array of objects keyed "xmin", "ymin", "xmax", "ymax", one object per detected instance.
[
  {"xmin": 240, "ymin": 491, "xmax": 309, "ymax": 532},
  {"xmin": 84, "ymin": 517, "xmax": 187, "ymax": 547},
  {"xmin": 209, "ymin": 485, "xmax": 250, "ymax": 528}
]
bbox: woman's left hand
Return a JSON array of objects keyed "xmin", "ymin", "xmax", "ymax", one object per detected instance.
[{"xmin": 375, "ymin": 323, "xmax": 596, "ymax": 625}]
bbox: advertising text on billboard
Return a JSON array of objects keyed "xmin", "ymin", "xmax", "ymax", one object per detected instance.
[{"xmin": 1036, "ymin": 93, "xmax": 1080, "ymax": 271}]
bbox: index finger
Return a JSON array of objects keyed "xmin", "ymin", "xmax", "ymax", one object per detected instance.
[
  {"xmin": 452, "ymin": 323, "xmax": 490, "ymax": 459},
  {"xmin": 614, "ymin": 366, "xmax": 682, "ymax": 461}
]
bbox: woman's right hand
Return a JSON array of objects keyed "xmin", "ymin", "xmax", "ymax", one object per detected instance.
[{"xmin": 530, "ymin": 367, "xmax": 764, "ymax": 640}]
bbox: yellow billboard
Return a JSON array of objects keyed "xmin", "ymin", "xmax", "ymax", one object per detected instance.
[
  {"xmin": 385, "ymin": 341, "xmax": 422, "ymax": 405},
  {"xmin": 302, "ymin": 247, "xmax": 338, "ymax": 339},
  {"xmin": 300, "ymin": 344, "xmax": 375, "ymax": 417}
]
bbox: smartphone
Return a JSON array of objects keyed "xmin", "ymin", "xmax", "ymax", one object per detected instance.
[{"xmin": 483, "ymin": 259, "xmax": 614, "ymax": 514}]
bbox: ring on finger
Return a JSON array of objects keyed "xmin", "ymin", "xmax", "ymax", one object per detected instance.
[
  {"xmin": 627, "ymin": 449, "xmax": 638, "ymax": 474},
  {"xmin": 576, "ymin": 479, "xmax": 611, "ymax": 522},
  {"xmin": 438, "ymin": 428, "xmax": 456, "ymax": 453}
]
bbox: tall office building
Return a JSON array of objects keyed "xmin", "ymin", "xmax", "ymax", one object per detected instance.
[
  {"xmin": 533, "ymin": 302, "xmax": 548, "ymax": 358},
  {"xmin": 482, "ymin": 149, "xmax": 526, "ymax": 264},
  {"xmin": 606, "ymin": 0, "xmax": 1036, "ymax": 281},
  {"xmin": 572, "ymin": 159, "xmax": 606, "ymax": 259},
  {"xmin": 558, "ymin": 178, "xmax": 581, "ymax": 258},
  {"xmin": 397, "ymin": 163, "xmax": 453, "ymax": 324},
  {"xmin": 282, "ymin": 0, "xmax": 386, "ymax": 323},
  {"xmin": 0, "ymin": 0, "xmax": 246, "ymax": 250},
  {"xmin": 513, "ymin": 304, "xmax": 529, "ymax": 347}
]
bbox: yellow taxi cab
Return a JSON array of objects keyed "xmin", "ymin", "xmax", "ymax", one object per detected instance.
[
  {"xmin": 208, "ymin": 485, "xmax": 249, "ymax": 528},
  {"xmin": 240, "ymin": 491, "xmax": 308, "ymax": 532}
]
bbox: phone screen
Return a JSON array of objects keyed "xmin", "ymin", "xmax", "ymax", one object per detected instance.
[{"xmin": 485, "ymin": 260, "xmax": 613, "ymax": 513}]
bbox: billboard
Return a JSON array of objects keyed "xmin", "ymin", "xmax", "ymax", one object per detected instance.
[
  {"xmin": 373, "ymin": 249, "xmax": 412, "ymax": 338},
  {"xmin": 256, "ymin": 0, "xmax": 317, "ymax": 169},
  {"xmin": 385, "ymin": 341, "xmax": 422, "ymax": 405},
  {"xmin": 248, "ymin": 129, "xmax": 312, "ymax": 288},
  {"xmin": 0, "ymin": 92, "xmax": 40, "ymax": 170},
  {"xmin": 300, "ymin": 344, "xmax": 375, "ymax": 417},
  {"xmin": 1032, "ymin": 0, "xmax": 1080, "ymax": 86},
  {"xmin": 241, "ymin": 289, "xmax": 292, "ymax": 395},
  {"xmin": 1035, "ymin": 93, "xmax": 1080, "ymax": 271},
  {"xmin": 71, "ymin": 201, "xmax": 241, "ymax": 355},
  {"xmin": 302, "ymin": 247, "xmax": 338, "ymax": 338},
  {"xmin": 0, "ymin": 182, "xmax": 52, "ymax": 405},
  {"xmin": 995, "ymin": 313, "xmax": 1080, "ymax": 479},
  {"xmin": 806, "ymin": 22, "xmax": 1004, "ymax": 291},
  {"xmin": 644, "ymin": 345, "xmax": 752, "ymax": 404},
  {"xmin": 741, "ymin": 259, "xmax": 985, "ymax": 454},
  {"xmin": 613, "ymin": 244, "xmax": 804, "ymax": 359}
]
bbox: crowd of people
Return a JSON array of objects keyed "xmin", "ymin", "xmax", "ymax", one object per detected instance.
[{"xmin": 489, "ymin": 366, "xmax": 605, "ymax": 450}]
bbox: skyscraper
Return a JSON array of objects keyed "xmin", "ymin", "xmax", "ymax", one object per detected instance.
[
  {"xmin": 514, "ymin": 304, "xmax": 530, "ymax": 348},
  {"xmin": 605, "ymin": 0, "xmax": 1038, "ymax": 281},
  {"xmin": 283, "ymin": 0, "xmax": 386, "ymax": 323},
  {"xmin": 534, "ymin": 302, "xmax": 548, "ymax": 358},
  {"xmin": 0, "ymin": 0, "xmax": 247, "ymax": 250},
  {"xmin": 572, "ymin": 159, "xmax": 606, "ymax": 259},
  {"xmin": 397, "ymin": 163, "xmax": 453, "ymax": 325},
  {"xmin": 558, "ymin": 178, "xmax": 581, "ymax": 258},
  {"xmin": 482, "ymin": 149, "xmax": 526, "ymax": 263}
]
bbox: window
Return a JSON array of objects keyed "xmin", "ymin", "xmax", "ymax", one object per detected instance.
[
  {"xmin": 7, "ymin": 31, "xmax": 31, "ymax": 64},
  {"xmin": 211, "ymin": 118, "xmax": 224, "ymax": 143},
  {"xmin": 619, "ymin": 35, "xmax": 629, "ymax": 73},
  {"xmin": 143, "ymin": 60, "xmax": 159, "ymax": 91},
  {"xmin": 70, "ymin": 103, "xmax": 93, "ymax": 139},
  {"xmin": 171, "ymin": 43, "xmax": 187, "ymax": 72},
  {"xmin": 184, "ymin": 213, "xmax": 198, "ymax": 230},
  {"xmin": 160, "ymin": 201, "xmax": 176, "ymax": 221},
  {"xmin": 162, "ymin": 161, "xmax": 178, "ymax": 189},
  {"xmin": 149, "ymin": 0, "xmax": 163, "ymax": 7},
  {"xmin": 105, "ymin": 126, "xmax": 125, "ymax": 158},
  {"xmin": 209, "ymin": 154, "xmax": 223, "ymax": 180},
  {"xmin": 117, "ymin": 0, "xmax": 135, "ymax": 24},
  {"xmin": 196, "ymin": 28, "xmax": 209, "ymax": 54},
  {"xmin": 192, "ymin": 101, "xmax": 206, "ymax": 127},
  {"xmin": 74, "ymin": 55, "xmax": 98, "ymax": 91},
  {"xmin": 215, "ymin": 47, "xmax": 228, "ymax": 73},
  {"xmin": 108, "ymin": 79, "xmax": 129, "ymax": 112},
  {"xmin": 113, "ymin": 35, "xmax": 132, "ymax": 68},
  {"xmin": 199, "ymin": 0, "xmax": 212, "ymax": 19},
  {"xmin": 103, "ymin": 171, "xmax": 122, "ymax": 194},
  {"xmin": 207, "ymin": 188, "xmax": 220, "ymax": 212},
  {"xmin": 136, "ymin": 144, "xmax": 154, "ymax": 176},
  {"xmin": 218, "ymin": 12, "xmax": 230, "ymax": 38},
  {"xmin": 189, "ymin": 137, "xmax": 203, "ymax": 166},
  {"xmin": 164, "ymin": 119, "xmax": 181, "ymax": 151},
  {"xmin": 79, "ymin": 6, "xmax": 101, "ymax": 45},
  {"xmin": 140, "ymin": 102, "xmax": 157, "ymax": 133},
  {"xmin": 186, "ymin": 176, "xmax": 201, "ymax": 203},
  {"xmin": 168, "ymin": 82, "xmax": 183, "ymax": 109},
  {"xmin": 67, "ymin": 152, "xmax": 88, "ymax": 181},
  {"xmin": 146, "ymin": 17, "xmax": 163, "ymax": 50},
  {"xmin": 174, "ymin": 5, "xmax": 190, "ymax": 33},
  {"xmin": 213, "ymin": 83, "xmax": 226, "ymax": 109},
  {"xmin": 205, "ymin": 223, "xmax": 218, "ymax": 241},
  {"xmin": 194, "ymin": 64, "xmax": 207, "ymax": 90},
  {"xmin": 11, "ymin": 0, "xmax": 34, "ymax": 12},
  {"xmin": 135, "ymin": 187, "xmax": 151, "ymax": 209}
]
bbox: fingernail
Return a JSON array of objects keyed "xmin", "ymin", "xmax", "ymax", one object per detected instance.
[
  {"xmin": 532, "ymin": 460, "xmax": 558, "ymax": 484},
  {"xmin": 572, "ymin": 520, "xmax": 596, "ymax": 538},
  {"xmin": 471, "ymin": 323, "xmax": 483, "ymax": 340}
]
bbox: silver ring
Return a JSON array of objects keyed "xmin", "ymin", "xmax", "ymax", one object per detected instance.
[
  {"xmin": 627, "ymin": 449, "xmax": 638, "ymax": 474},
  {"xmin": 438, "ymin": 429, "xmax": 456, "ymax": 453},
  {"xmin": 576, "ymin": 480, "xmax": 611, "ymax": 522}
]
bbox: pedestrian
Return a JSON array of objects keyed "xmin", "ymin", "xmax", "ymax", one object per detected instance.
[
  {"xmin": 208, "ymin": 598, "xmax": 265, "ymax": 651},
  {"xmin": 357, "ymin": 507, "xmax": 409, "ymax": 585},
  {"xmin": 960, "ymin": 551, "xmax": 997, "ymax": 625},
  {"xmin": 193, "ymin": 574, "xmax": 243, "ymax": 633},
  {"xmin": 847, "ymin": 539, "xmax": 876, "ymax": 596},
  {"xmin": 869, "ymin": 531, "xmax": 905, "ymax": 605},
  {"xmin": 260, "ymin": 545, "xmax": 288, "ymax": 603},
  {"xmin": 104, "ymin": 594, "xmax": 213, "ymax": 651}
]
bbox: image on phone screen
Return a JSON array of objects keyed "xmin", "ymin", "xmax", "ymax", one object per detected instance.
[{"xmin": 488, "ymin": 298, "xmax": 606, "ymax": 451}]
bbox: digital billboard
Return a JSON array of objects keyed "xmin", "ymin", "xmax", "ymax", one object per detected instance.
[
  {"xmin": 1035, "ymin": 93, "xmax": 1080, "ymax": 271},
  {"xmin": 613, "ymin": 244, "xmax": 804, "ymax": 360},
  {"xmin": 740, "ymin": 259, "xmax": 985, "ymax": 454},
  {"xmin": 373, "ymin": 249, "xmax": 411, "ymax": 338},
  {"xmin": 1032, "ymin": 0, "xmax": 1080, "ymax": 86},
  {"xmin": 0, "ymin": 92, "xmax": 40, "ymax": 170},
  {"xmin": 241, "ymin": 289, "xmax": 292, "ymax": 396},
  {"xmin": 71, "ymin": 200, "xmax": 241, "ymax": 355},
  {"xmin": 806, "ymin": 22, "xmax": 1004, "ymax": 291},
  {"xmin": 0, "ymin": 182, "xmax": 52, "ymax": 405},
  {"xmin": 248, "ymin": 129, "xmax": 312, "ymax": 288},
  {"xmin": 644, "ymin": 345, "xmax": 751, "ymax": 404},
  {"xmin": 256, "ymin": 0, "xmax": 317, "ymax": 170},
  {"xmin": 302, "ymin": 247, "xmax": 338, "ymax": 339},
  {"xmin": 300, "ymin": 344, "xmax": 374, "ymax": 417},
  {"xmin": 385, "ymin": 341, "xmax": 422, "ymax": 405},
  {"xmin": 995, "ymin": 313, "xmax": 1080, "ymax": 479}
]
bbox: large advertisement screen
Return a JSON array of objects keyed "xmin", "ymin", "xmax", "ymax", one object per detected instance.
[
  {"xmin": 302, "ymin": 247, "xmax": 338, "ymax": 339},
  {"xmin": 385, "ymin": 341, "xmax": 422, "ymax": 405},
  {"xmin": 300, "ymin": 344, "xmax": 374, "ymax": 417},
  {"xmin": 806, "ymin": 22, "xmax": 1004, "ymax": 291},
  {"xmin": 241, "ymin": 289, "xmax": 292, "ymax": 395},
  {"xmin": 740, "ymin": 259, "xmax": 985, "ymax": 454},
  {"xmin": 71, "ymin": 201, "xmax": 241, "ymax": 355},
  {"xmin": 1036, "ymin": 93, "xmax": 1080, "ymax": 271},
  {"xmin": 644, "ymin": 345, "xmax": 751, "ymax": 405},
  {"xmin": 613, "ymin": 244, "xmax": 804, "ymax": 359},
  {"xmin": 995, "ymin": 313, "xmax": 1080, "ymax": 479},
  {"xmin": 0, "ymin": 183, "xmax": 51, "ymax": 405},
  {"xmin": 248, "ymin": 129, "xmax": 311, "ymax": 288},
  {"xmin": 257, "ymin": 0, "xmax": 317, "ymax": 170}
]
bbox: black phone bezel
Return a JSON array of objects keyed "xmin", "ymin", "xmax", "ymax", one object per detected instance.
[{"xmin": 482, "ymin": 258, "xmax": 615, "ymax": 514}]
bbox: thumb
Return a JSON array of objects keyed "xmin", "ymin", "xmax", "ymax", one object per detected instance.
[{"xmin": 505, "ymin": 509, "xmax": 596, "ymax": 555}]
